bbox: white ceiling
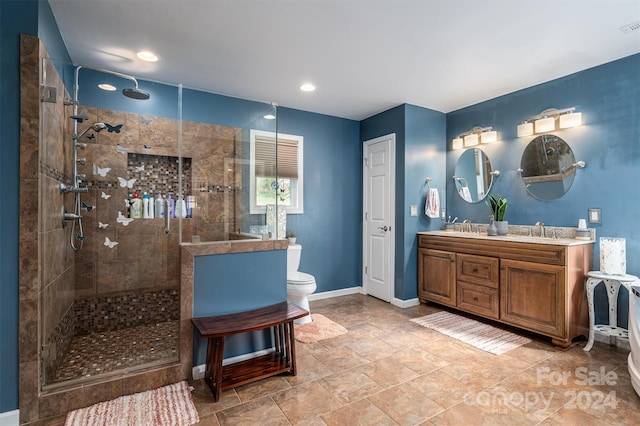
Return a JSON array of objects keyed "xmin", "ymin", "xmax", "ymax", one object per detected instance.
[{"xmin": 48, "ymin": 0, "xmax": 640, "ymax": 120}]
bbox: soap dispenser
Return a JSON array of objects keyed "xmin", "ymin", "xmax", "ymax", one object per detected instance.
[{"xmin": 487, "ymin": 215, "xmax": 498, "ymax": 236}]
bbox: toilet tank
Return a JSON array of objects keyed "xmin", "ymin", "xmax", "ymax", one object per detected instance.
[{"xmin": 287, "ymin": 244, "xmax": 302, "ymax": 272}]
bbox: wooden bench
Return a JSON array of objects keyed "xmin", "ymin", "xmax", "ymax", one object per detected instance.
[{"xmin": 191, "ymin": 302, "xmax": 309, "ymax": 401}]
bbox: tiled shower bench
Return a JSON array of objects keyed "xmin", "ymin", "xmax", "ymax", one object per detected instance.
[{"xmin": 191, "ymin": 301, "xmax": 308, "ymax": 401}]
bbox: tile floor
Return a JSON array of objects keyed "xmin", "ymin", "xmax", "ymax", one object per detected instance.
[{"xmin": 191, "ymin": 294, "xmax": 640, "ymax": 425}]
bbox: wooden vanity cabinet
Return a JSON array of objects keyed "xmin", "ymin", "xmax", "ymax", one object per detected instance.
[
  {"xmin": 418, "ymin": 248, "xmax": 456, "ymax": 307},
  {"xmin": 418, "ymin": 234, "xmax": 593, "ymax": 347}
]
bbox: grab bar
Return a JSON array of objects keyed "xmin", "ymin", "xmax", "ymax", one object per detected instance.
[{"xmin": 164, "ymin": 199, "xmax": 170, "ymax": 234}]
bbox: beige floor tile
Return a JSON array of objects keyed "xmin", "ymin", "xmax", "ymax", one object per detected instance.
[
  {"xmin": 318, "ymin": 368, "xmax": 385, "ymax": 404},
  {"xmin": 285, "ymin": 354, "xmax": 334, "ymax": 386},
  {"xmin": 272, "ymin": 380, "xmax": 343, "ymax": 424},
  {"xmin": 368, "ymin": 383, "xmax": 445, "ymax": 425},
  {"xmin": 356, "ymin": 355, "xmax": 420, "ymax": 387},
  {"xmin": 215, "ymin": 396, "xmax": 290, "ymax": 426},
  {"xmin": 321, "ymin": 399, "xmax": 397, "ymax": 426},
  {"xmin": 408, "ymin": 369, "xmax": 485, "ymax": 409},
  {"xmin": 312, "ymin": 345, "xmax": 370, "ymax": 372},
  {"xmin": 234, "ymin": 376, "xmax": 291, "ymax": 402}
]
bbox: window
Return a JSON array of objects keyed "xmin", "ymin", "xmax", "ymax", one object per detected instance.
[{"xmin": 250, "ymin": 129, "xmax": 304, "ymax": 214}]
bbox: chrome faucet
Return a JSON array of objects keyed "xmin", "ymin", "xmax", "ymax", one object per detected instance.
[
  {"xmin": 535, "ymin": 222, "xmax": 545, "ymax": 238},
  {"xmin": 462, "ymin": 219, "xmax": 471, "ymax": 233}
]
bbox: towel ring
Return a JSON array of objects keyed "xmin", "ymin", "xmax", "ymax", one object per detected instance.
[{"xmin": 425, "ymin": 177, "xmax": 434, "ymax": 190}]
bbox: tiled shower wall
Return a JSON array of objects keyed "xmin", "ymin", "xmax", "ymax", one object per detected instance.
[{"xmin": 18, "ymin": 34, "xmax": 242, "ymax": 424}]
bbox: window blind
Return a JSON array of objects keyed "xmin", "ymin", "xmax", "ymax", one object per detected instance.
[{"xmin": 254, "ymin": 135, "xmax": 299, "ymax": 179}]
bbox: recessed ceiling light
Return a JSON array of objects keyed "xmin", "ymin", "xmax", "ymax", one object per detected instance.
[
  {"xmin": 98, "ymin": 83, "xmax": 116, "ymax": 91},
  {"xmin": 264, "ymin": 114, "xmax": 276, "ymax": 120},
  {"xmin": 137, "ymin": 50, "xmax": 159, "ymax": 62},
  {"xmin": 299, "ymin": 83, "xmax": 316, "ymax": 92}
]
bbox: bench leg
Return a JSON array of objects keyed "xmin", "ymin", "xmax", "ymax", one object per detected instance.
[
  {"xmin": 287, "ymin": 320, "xmax": 297, "ymax": 376},
  {"xmin": 204, "ymin": 336, "xmax": 224, "ymax": 402}
]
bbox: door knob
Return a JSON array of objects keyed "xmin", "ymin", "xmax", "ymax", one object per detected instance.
[{"xmin": 377, "ymin": 226, "xmax": 388, "ymax": 232}]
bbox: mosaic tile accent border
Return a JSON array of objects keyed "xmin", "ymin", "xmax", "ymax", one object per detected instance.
[
  {"xmin": 40, "ymin": 162, "xmax": 69, "ymax": 184},
  {"xmin": 44, "ymin": 306, "xmax": 76, "ymax": 385},
  {"xmin": 74, "ymin": 289, "xmax": 179, "ymax": 335}
]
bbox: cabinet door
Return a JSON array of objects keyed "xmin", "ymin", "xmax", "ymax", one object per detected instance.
[
  {"xmin": 418, "ymin": 248, "xmax": 456, "ymax": 307},
  {"xmin": 500, "ymin": 259, "xmax": 565, "ymax": 338}
]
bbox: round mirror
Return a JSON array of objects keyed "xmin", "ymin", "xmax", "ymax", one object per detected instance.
[
  {"xmin": 520, "ymin": 134, "xmax": 576, "ymax": 201},
  {"xmin": 453, "ymin": 148, "xmax": 494, "ymax": 203}
]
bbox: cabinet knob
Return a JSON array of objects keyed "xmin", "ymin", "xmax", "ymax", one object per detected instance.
[{"xmin": 473, "ymin": 296, "xmax": 479, "ymax": 301}]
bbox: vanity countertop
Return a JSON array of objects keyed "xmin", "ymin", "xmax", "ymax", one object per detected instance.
[{"xmin": 418, "ymin": 230, "xmax": 594, "ymax": 247}]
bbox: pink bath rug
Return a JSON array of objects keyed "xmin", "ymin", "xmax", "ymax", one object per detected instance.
[
  {"xmin": 64, "ymin": 380, "xmax": 199, "ymax": 426},
  {"xmin": 294, "ymin": 313, "xmax": 348, "ymax": 343}
]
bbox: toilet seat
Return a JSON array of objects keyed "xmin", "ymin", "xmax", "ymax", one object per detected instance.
[{"xmin": 287, "ymin": 271, "xmax": 316, "ymax": 285}]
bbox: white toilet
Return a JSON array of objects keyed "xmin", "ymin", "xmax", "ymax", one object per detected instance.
[{"xmin": 287, "ymin": 244, "xmax": 317, "ymax": 325}]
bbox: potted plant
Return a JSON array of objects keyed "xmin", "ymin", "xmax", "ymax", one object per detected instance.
[
  {"xmin": 286, "ymin": 231, "xmax": 297, "ymax": 245},
  {"xmin": 486, "ymin": 194, "xmax": 508, "ymax": 235}
]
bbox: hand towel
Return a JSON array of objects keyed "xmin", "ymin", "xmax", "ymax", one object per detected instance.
[
  {"xmin": 425, "ymin": 188, "xmax": 440, "ymax": 218},
  {"xmin": 459, "ymin": 186, "xmax": 473, "ymax": 202}
]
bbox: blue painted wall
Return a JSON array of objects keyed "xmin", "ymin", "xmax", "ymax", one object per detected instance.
[
  {"xmin": 403, "ymin": 105, "xmax": 447, "ymax": 300},
  {"xmin": 360, "ymin": 104, "xmax": 446, "ymax": 300},
  {"xmin": 446, "ymin": 54, "xmax": 640, "ymax": 326},
  {"xmin": 192, "ymin": 250, "xmax": 287, "ymax": 365},
  {"xmin": 277, "ymin": 107, "xmax": 361, "ymax": 293}
]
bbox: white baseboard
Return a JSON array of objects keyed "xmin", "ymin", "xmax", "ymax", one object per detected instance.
[
  {"xmin": 0, "ymin": 409, "xmax": 19, "ymax": 426},
  {"xmin": 392, "ymin": 297, "xmax": 420, "ymax": 308},
  {"xmin": 192, "ymin": 348, "xmax": 275, "ymax": 380},
  {"xmin": 308, "ymin": 286, "xmax": 363, "ymax": 301}
]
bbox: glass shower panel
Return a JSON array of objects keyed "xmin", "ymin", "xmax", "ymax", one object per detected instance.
[
  {"xmin": 179, "ymin": 98, "xmax": 278, "ymax": 243},
  {"xmin": 39, "ymin": 57, "xmax": 182, "ymax": 390}
]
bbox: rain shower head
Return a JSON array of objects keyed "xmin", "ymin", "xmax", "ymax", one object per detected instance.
[
  {"xmin": 123, "ymin": 86, "xmax": 150, "ymax": 100},
  {"xmin": 73, "ymin": 65, "xmax": 151, "ymax": 103}
]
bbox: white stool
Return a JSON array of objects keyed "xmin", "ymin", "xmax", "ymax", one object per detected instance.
[{"xmin": 584, "ymin": 271, "xmax": 639, "ymax": 351}]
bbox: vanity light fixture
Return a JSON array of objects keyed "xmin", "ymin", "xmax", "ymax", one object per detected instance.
[
  {"xmin": 452, "ymin": 126, "xmax": 497, "ymax": 149},
  {"xmin": 517, "ymin": 107, "xmax": 582, "ymax": 137}
]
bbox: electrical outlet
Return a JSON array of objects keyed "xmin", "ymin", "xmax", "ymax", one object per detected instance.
[
  {"xmin": 588, "ymin": 208, "xmax": 601, "ymax": 224},
  {"xmin": 410, "ymin": 205, "xmax": 418, "ymax": 217}
]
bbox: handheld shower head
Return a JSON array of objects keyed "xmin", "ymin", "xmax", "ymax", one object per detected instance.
[{"xmin": 76, "ymin": 122, "xmax": 107, "ymax": 139}]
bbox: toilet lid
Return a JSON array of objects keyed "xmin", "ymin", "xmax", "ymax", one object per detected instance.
[{"xmin": 288, "ymin": 271, "xmax": 316, "ymax": 285}]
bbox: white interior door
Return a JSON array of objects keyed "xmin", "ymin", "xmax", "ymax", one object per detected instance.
[{"xmin": 363, "ymin": 134, "xmax": 395, "ymax": 302}]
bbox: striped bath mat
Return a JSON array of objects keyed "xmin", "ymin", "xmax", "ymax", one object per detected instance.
[
  {"xmin": 411, "ymin": 311, "xmax": 531, "ymax": 355},
  {"xmin": 65, "ymin": 380, "xmax": 199, "ymax": 426}
]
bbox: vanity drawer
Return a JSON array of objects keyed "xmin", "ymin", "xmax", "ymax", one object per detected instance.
[
  {"xmin": 457, "ymin": 281, "xmax": 499, "ymax": 319},
  {"xmin": 456, "ymin": 253, "xmax": 499, "ymax": 288}
]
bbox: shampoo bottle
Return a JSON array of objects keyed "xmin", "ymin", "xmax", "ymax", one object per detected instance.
[
  {"xmin": 131, "ymin": 191, "xmax": 143, "ymax": 219},
  {"xmin": 167, "ymin": 193, "xmax": 175, "ymax": 218},
  {"xmin": 155, "ymin": 193, "xmax": 165, "ymax": 218},
  {"xmin": 142, "ymin": 192, "xmax": 150, "ymax": 219},
  {"xmin": 148, "ymin": 193, "xmax": 155, "ymax": 218},
  {"xmin": 175, "ymin": 194, "xmax": 187, "ymax": 218}
]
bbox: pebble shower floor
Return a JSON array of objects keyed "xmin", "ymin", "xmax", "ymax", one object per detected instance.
[{"xmin": 53, "ymin": 321, "xmax": 179, "ymax": 383}]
